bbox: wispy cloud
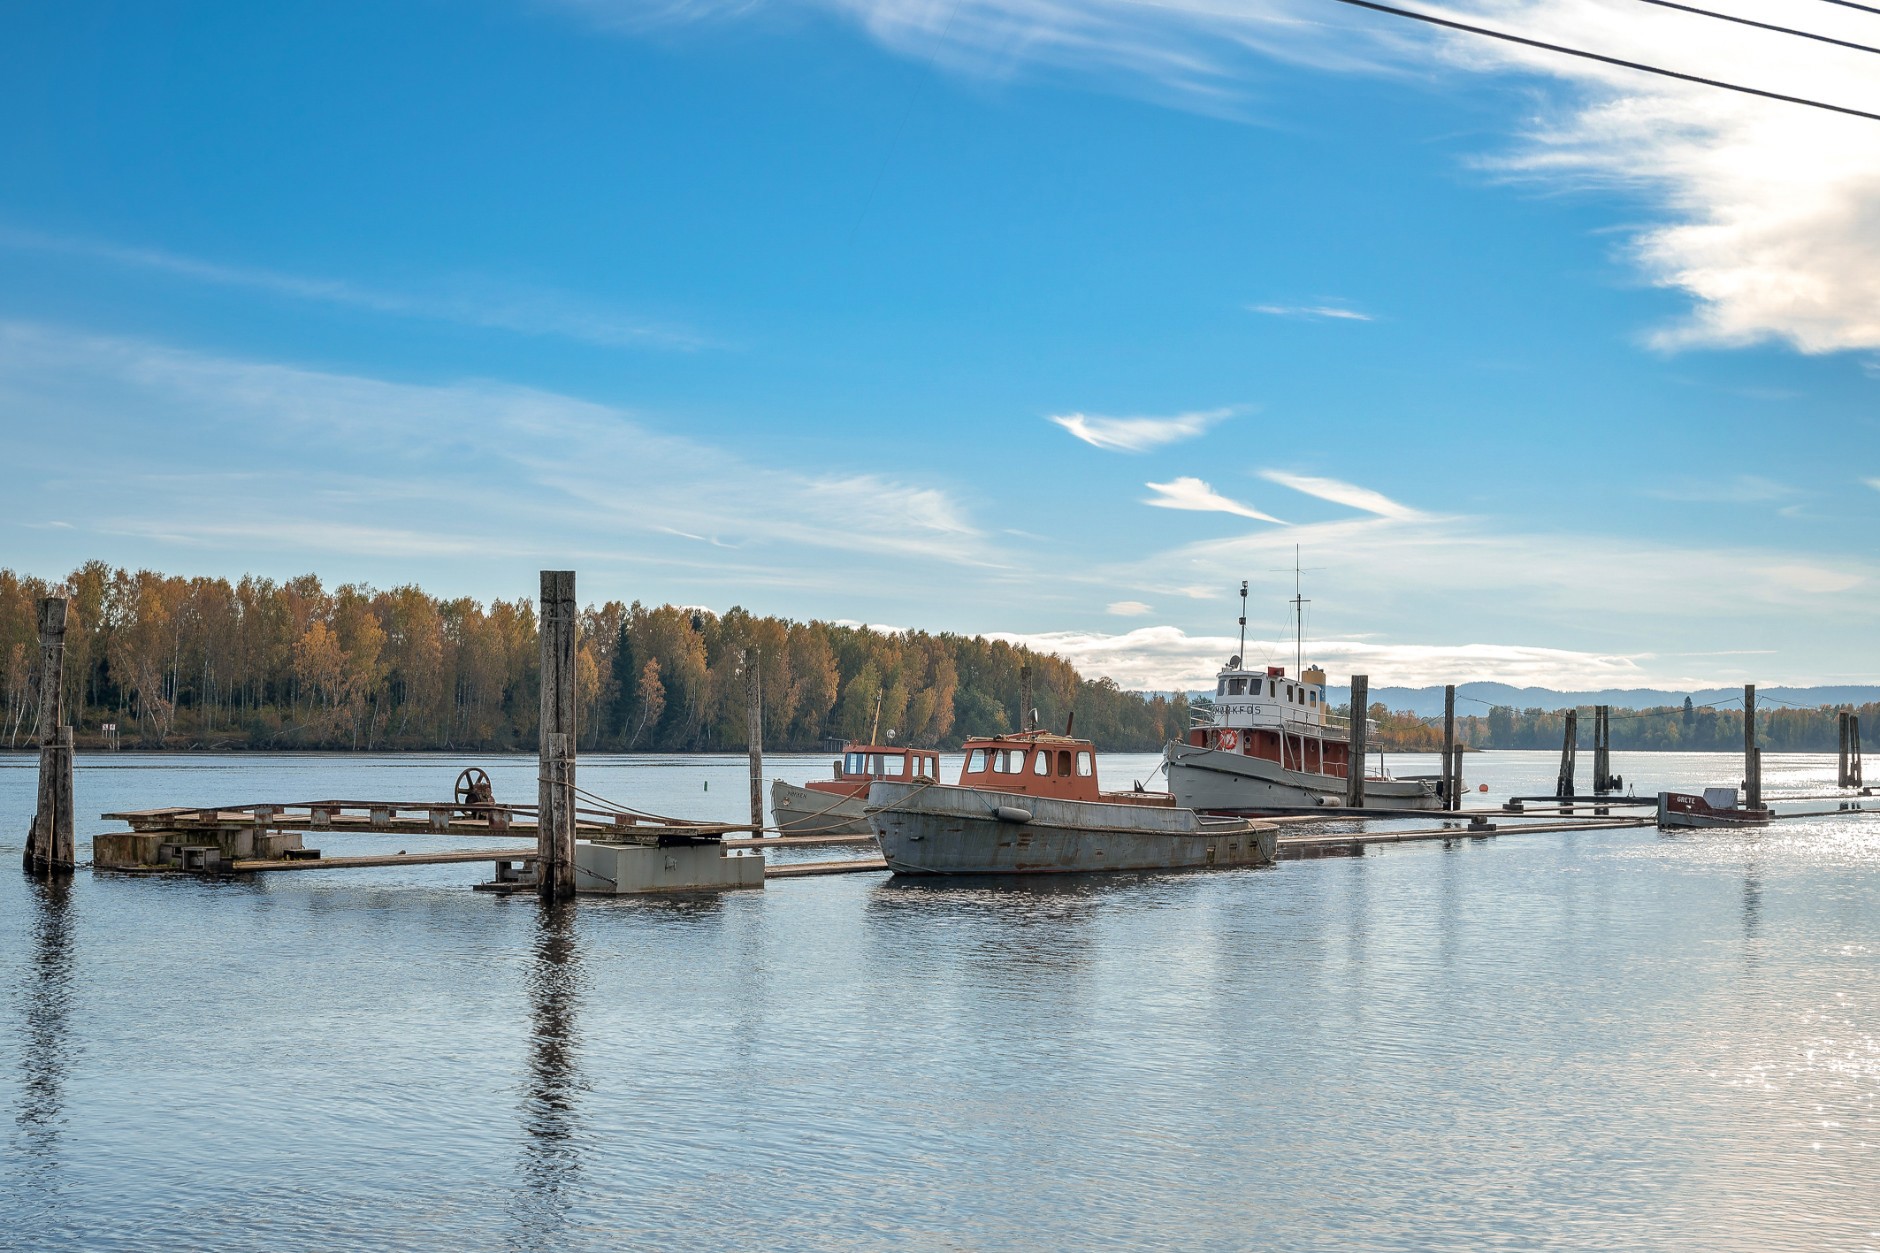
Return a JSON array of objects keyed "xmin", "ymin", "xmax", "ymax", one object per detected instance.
[
  {"xmin": 1106, "ymin": 599, "xmax": 1154, "ymax": 616},
  {"xmin": 1247, "ymin": 303, "xmax": 1374, "ymax": 322},
  {"xmin": 1865, "ymin": 477, "xmax": 1880, "ymax": 493},
  {"xmin": 603, "ymin": 0, "xmax": 1880, "ymax": 356},
  {"xmin": 1259, "ymin": 469, "xmax": 1424, "ymax": 519},
  {"xmin": 1144, "ymin": 477, "xmax": 1287, "ymax": 523},
  {"xmin": 1048, "ymin": 407, "xmax": 1233, "ymax": 453},
  {"xmin": 984, "ymin": 623, "xmax": 1680, "ymax": 691},
  {"xmin": 1648, "ymin": 475, "xmax": 1797, "ymax": 504},
  {"xmin": 0, "ymin": 322, "xmax": 992, "ymax": 584},
  {"xmin": 0, "ymin": 225, "xmax": 706, "ymax": 350}
]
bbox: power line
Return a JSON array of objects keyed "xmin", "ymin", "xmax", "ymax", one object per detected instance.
[
  {"xmin": 1626, "ymin": 0, "xmax": 1880, "ymax": 57},
  {"xmin": 1321, "ymin": 0, "xmax": 1880, "ymax": 123},
  {"xmin": 1812, "ymin": 0, "xmax": 1880, "ymax": 18}
]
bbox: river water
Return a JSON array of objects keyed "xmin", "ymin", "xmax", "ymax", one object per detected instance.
[{"xmin": 3, "ymin": 749, "xmax": 1876, "ymax": 1251}]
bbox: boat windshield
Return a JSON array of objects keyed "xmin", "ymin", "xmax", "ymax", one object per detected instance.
[{"xmin": 844, "ymin": 750, "xmax": 908, "ymax": 778}]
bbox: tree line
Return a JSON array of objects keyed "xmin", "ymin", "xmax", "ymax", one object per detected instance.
[
  {"xmin": 1356, "ymin": 699, "xmax": 1877, "ymax": 754},
  {"xmin": 0, "ymin": 563, "xmax": 1190, "ymax": 753}
]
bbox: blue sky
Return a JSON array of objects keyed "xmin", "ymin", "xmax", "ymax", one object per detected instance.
[{"xmin": 3, "ymin": 0, "xmax": 1877, "ymax": 689}]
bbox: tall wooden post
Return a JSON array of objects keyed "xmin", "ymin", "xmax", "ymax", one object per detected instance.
[
  {"xmin": 24, "ymin": 598, "xmax": 75, "ymax": 876},
  {"xmin": 745, "ymin": 648, "xmax": 764, "ymax": 835},
  {"xmin": 1850, "ymin": 714, "xmax": 1864, "ymax": 789},
  {"xmin": 1450, "ymin": 743, "xmax": 1464, "ymax": 808},
  {"xmin": 1441, "ymin": 685, "xmax": 1457, "ymax": 811},
  {"xmin": 538, "ymin": 571, "xmax": 577, "ymax": 901},
  {"xmin": 1743, "ymin": 684, "xmax": 1760, "ymax": 810},
  {"xmin": 1345, "ymin": 675, "xmax": 1368, "ymax": 809},
  {"xmin": 1840, "ymin": 711, "xmax": 1851, "ymax": 789},
  {"xmin": 1592, "ymin": 706, "xmax": 1613, "ymax": 794},
  {"xmin": 1554, "ymin": 710, "xmax": 1578, "ymax": 800}
]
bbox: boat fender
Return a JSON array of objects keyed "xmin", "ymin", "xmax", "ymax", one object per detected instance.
[
  {"xmin": 1317, "ymin": 796, "xmax": 1343, "ymax": 807},
  {"xmin": 994, "ymin": 806, "xmax": 1033, "ymax": 824}
]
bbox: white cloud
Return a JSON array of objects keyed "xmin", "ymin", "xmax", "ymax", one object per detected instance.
[
  {"xmin": 1260, "ymin": 469, "xmax": 1425, "ymax": 519},
  {"xmin": 1647, "ymin": 474, "xmax": 1797, "ymax": 504},
  {"xmin": 601, "ymin": 0, "xmax": 1880, "ymax": 355},
  {"xmin": 1865, "ymin": 477, "xmax": 1880, "ymax": 492},
  {"xmin": 1106, "ymin": 599, "xmax": 1154, "ymax": 616},
  {"xmin": 0, "ymin": 225, "xmax": 705, "ymax": 350},
  {"xmin": 1144, "ymin": 477, "xmax": 1288, "ymax": 523},
  {"xmin": 0, "ymin": 322, "xmax": 989, "ymax": 582},
  {"xmin": 1247, "ymin": 303, "xmax": 1374, "ymax": 321},
  {"xmin": 983, "ymin": 623, "xmax": 1679, "ymax": 690},
  {"xmin": 1048, "ymin": 407, "xmax": 1232, "ymax": 452}
]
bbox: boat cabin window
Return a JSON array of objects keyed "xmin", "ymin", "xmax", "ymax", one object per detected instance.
[
  {"xmin": 989, "ymin": 748, "xmax": 1027, "ymax": 774},
  {"xmin": 1033, "ymin": 751, "xmax": 1049, "ymax": 775},
  {"xmin": 1056, "ymin": 750, "xmax": 1072, "ymax": 777},
  {"xmin": 1250, "ymin": 678, "xmax": 1262, "ymax": 696},
  {"xmin": 1308, "ymin": 691, "xmax": 1317, "ymax": 705},
  {"xmin": 1227, "ymin": 677, "xmax": 1250, "ymax": 696},
  {"xmin": 966, "ymin": 749, "xmax": 988, "ymax": 773},
  {"xmin": 1076, "ymin": 751, "xmax": 1093, "ymax": 777},
  {"xmin": 1217, "ymin": 678, "xmax": 1228, "ymax": 696}
]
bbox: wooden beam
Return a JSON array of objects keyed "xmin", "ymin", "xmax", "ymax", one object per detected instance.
[
  {"xmin": 745, "ymin": 647, "xmax": 764, "ymax": 835},
  {"xmin": 1345, "ymin": 675, "xmax": 1368, "ymax": 809},
  {"xmin": 538, "ymin": 571, "xmax": 578, "ymax": 900},
  {"xmin": 25, "ymin": 598, "xmax": 74, "ymax": 876}
]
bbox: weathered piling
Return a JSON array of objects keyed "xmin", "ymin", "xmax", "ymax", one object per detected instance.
[
  {"xmin": 1442, "ymin": 685, "xmax": 1457, "ymax": 811},
  {"xmin": 1592, "ymin": 706, "xmax": 1614, "ymax": 794},
  {"xmin": 1345, "ymin": 674, "xmax": 1368, "ymax": 809},
  {"xmin": 24, "ymin": 598, "xmax": 76, "ymax": 877},
  {"xmin": 745, "ymin": 647, "xmax": 764, "ymax": 834},
  {"xmin": 1839, "ymin": 710, "xmax": 1864, "ymax": 789},
  {"xmin": 1449, "ymin": 743, "xmax": 1464, "ymax": 808},
  {"xmin": 538, "ymin": 571, "xmax": 578, "ymax": 901},
  {"xmin": 1743, "ymin": 684, "xmax": 1762, "ymax": 810},
  {"xmin": 1554, "ymin": 710, "xmax": 1578, "ymax": 801}
]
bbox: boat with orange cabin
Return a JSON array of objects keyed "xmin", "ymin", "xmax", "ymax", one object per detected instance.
[
  {"xmin": 771, "ymin": 743, "xmax": 943, "ymax": 836},
  {"xmin": 866, "ymin": 724, "xmax": 1275, "ymax": 875}
]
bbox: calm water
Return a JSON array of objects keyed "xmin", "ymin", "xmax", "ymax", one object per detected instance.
[{"xmin": 3, "ymin": 750, "xmax": 1877, "ymax": 1251}]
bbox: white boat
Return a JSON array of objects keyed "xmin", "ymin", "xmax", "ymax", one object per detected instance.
[
  {"xmin": 1164, "ymin": 580, "xmax": 1441, "ymax": 815},
  {"xmin": 1656, "ymin": 788, "xmax": 1772, "ymax": 829}
]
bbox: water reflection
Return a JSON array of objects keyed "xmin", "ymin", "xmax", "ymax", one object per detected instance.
[
  {"xmin": 12, "ymin": 878, "xmax": 74, "ymax": 1212},
  {"xmin": 508, "ymin": 901, "xmax": 585, "ymax": 1251}
]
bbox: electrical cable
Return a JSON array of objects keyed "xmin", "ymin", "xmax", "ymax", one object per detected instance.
[
  {"xmin": 1625, "ymin": 0, "xmax": 1880, "ymax": 57},
  {"xmin": 1321, "ymin": 0, "xmax": 1880, "ymax": 121}
]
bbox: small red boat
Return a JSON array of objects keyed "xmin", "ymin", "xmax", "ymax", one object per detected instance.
[
  {"xmin": 1657, "ymin": 788, "xmax": 1772, "ymax": 829},
  {"xmin": 770, "ymin": 744, "xmax": 942, "ymax": 835}
]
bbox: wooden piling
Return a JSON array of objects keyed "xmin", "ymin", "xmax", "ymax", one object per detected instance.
[
  {"xmin": 1441, "ymin": 685, "xmax": 1457, "ymax": 811},
  {"xmin": 1449, "ymin": 743, "xmax": 1464, "ymax": 809},
  {"xmin": 1345, "ymin": 675, "xmax": 1368, "ymax": 809},
  {"xmin": 1592, "ymin": 705, "xmax": 1613, "ymax": 794},
  {"xmin": 538, "ymin": 571, "xmax": 578, "ymax": 901},
  {"xmin": 745, "ymin": 647, "xmax": 763, "ymax": 835},
  {"xmin": 24, "ymin": 598, "xmax": 75, "ymax": 876},
  {"xmin": 1554, "ymin": 709, "xmax": 1578, "ymax": 800},
  {"xmin": 1743, "ymin": 684, "xmax": 1761, "ymax": 810},
  {"xmin": 1851, "ymin": 714, "xmax": 1864, "ymax": 789}
]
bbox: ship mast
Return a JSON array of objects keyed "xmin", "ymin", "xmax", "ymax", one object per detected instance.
[
  {"xmin": 1291, "ymin": 545, "xmax": 1309, "ymax": 678},
  {"xmin": 1237, "ymin": 580, "xmax": 1248, "ymax": 666}
]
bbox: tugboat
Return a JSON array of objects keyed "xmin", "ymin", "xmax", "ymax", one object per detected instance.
[
  {"xmin": 771, "ymin": 742, "xmax": 942, "ymax": 836},
  {"xmin": 1164, "ymin": 580, "xmax": 1442, "ymax": 815},
  {"xmin": 1656, "ymin": 787, "xmax": 1772, "ymax": 829},
  {"xmin": 867, "ymin": 721, "xmax": 1275, "ymax": 875}
]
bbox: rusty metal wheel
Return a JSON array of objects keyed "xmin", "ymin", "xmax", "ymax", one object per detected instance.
[{"xmin": 455, "ymin": 767, "xmax": 495, "ymax": 814}]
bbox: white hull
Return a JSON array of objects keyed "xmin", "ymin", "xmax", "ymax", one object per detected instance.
[
  {"xmin": 867, "ymin": 780, "xmax": 1275, "ymax": 875},
  {"xmin": 769, "ymin": 778, "xmax": 870, "ymax": 836},
  {"xmin": 1165, "ymin": 742, "xmax": 1441, "ymax": 814}
]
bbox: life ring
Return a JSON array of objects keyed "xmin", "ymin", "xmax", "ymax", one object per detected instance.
[{"xmin": 1217, "ymin": 728, "xmax": 1239, "ymax": 751}]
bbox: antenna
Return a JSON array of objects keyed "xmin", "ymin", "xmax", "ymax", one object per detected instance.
[
  {"xmin": 1237, "ymin": 580, "xmax": 1248, "ymax": 667},
  {"xmin": 1291, "ymin": 545, "xmax": 1309, "ymax": 678}
]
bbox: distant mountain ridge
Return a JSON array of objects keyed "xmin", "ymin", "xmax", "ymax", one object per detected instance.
[{"xmin": 1310, "ymin": 683, "xmax": 1880, "ymax": 719}]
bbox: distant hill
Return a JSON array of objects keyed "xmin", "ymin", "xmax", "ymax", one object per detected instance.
[{"xmin": 1313, "ymin": 683, "xmax": 1880, "ymax": 719}]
